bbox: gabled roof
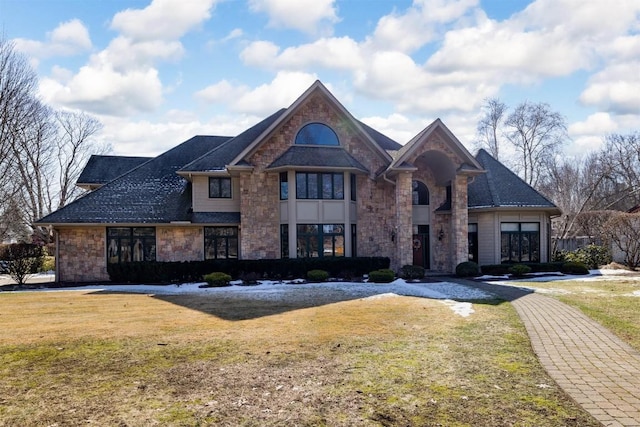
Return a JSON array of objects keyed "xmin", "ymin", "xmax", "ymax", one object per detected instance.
[
  {"xmin": 468, "ymin": 149, "xmax": 560, "ymax": 212},
  {"xmin": 36, "ymin": 135, "xmax": 233, "ymax": 225},
  {"xmin": 266, "ymin": 146, "xmax": 369, "ymax": 172},
  {"xmin": 229, "ymin": 80, "xmax": 394, "ymax": 167},
  {"xmin": 180, "ymin": 109, "xmax": 286, "ymax": 173},
  {"xmin": 387, "ymin": 119, "xmax": 482, "ymax": 173},
  {"xmin": 76, "ymin": 155, "xmax": 152, "ymax": 188}
]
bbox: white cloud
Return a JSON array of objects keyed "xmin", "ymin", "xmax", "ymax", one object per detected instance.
[
  {"xmin": 568, "ymin": 112, "xmax": 618, "ymax": 137},
  {"xmin": 195, "ymin": 80, "xmax": 250, "ymax": 103},
  {"xmin": 110, "ymin": 0, "xmax": 217, "ymax": 41},
  {"xmin": 248, "ymin": 0, "xmax": 339, "ymax": 35},
  {"xmin": 241, "ymin": 37, "xmax": 364, "ymax": 71},
  {"xmin": 369, "ymin": 0, "xmax": 478, "ymax": 52},
  {"xmin": 40, "ymin": 64, "xmax": 164, "ymax": 116},
  {"xmin": 199, "ymin": 71, "xmax": 319, "ymax": 115},
  {"xmin": 579, "ymin": 62, "xmax": 640, "ymax": 115},
  {"xmin": 360, "ymin": 113, "xmax": 421, "ymax": 145},
  {"xmin": 98, "ymin": 112, "xmax": 265, "ymax": 157},
  {"xmin": 13, "ymin": 19, "xmax": 91, "ymax": 59}
]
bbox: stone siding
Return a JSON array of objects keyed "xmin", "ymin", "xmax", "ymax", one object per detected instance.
[
  {"xmin": 156, "ymin": 226, "xmax": 204, "ymax": 262},
  {"xmin": 56, "ymin": 227, "xmax": 108, "ymax": 282},
  {"xmin": 242, "ymin": 93, "xmax": 393, "ymax": 261}
]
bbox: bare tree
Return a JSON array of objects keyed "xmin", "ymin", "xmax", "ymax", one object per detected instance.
[
  {"xmin": 604, "ymin": 212, "xmax": 640, "ymax": 269},
  {"xmin": 0, "ymin": 38, "xmax": 41, "ymax": 241},
  {"xmin": 475, "ymin": 98, "xmax": 506, "ymax": 160},
  {"xmin": 55, "ymin": 110, "xmax": 105, "ymax": 208},
  {"xmin": 595, "ymin": 132, "xmax": 640, "ymax": 211},
  {"xmin": 0, "ymin": 38, "xmax": 107, "ymax": 242},
  {"xmin": 504, "ymin": 101, "xmax": 568, "ymax": 188}
]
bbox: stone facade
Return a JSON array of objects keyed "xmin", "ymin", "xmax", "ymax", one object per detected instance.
[
  {"xmin": 156, "ymin": 226, "xmax": 204, "ymax": 262},
  {"xmin": 57, "ymin": 227, "xmax": 108, "ymax": 282}
]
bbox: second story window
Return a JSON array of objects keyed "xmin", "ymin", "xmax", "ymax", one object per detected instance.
[
  {"xmin": 296, "ymin": 172, "xmax": 344, "ymax": 200},
  {"xmin": 295, "ymin": 123, "xmax": 339, "ymax": 146},
  {"xmin": 209, "ymin": 177, "xmax": 231, "ymax": 198}
]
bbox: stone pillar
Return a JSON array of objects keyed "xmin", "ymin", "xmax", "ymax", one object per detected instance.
[
  {"xmin": 395, "ymin": 172, "xmax": 413, "ymax": 270},
  {"xmin": 451, "ymin": 174, "xmax": 469, "ymax": 270}
]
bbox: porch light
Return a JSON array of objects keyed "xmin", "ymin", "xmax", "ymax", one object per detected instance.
[{"xmin": 438, "ymin": 227, "xmax": 444, "ymax": 241}]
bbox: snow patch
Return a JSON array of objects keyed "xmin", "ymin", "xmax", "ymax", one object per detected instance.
[{"xmin": 440, "ymin": 300, "xmax": 474, "ymax": 317}]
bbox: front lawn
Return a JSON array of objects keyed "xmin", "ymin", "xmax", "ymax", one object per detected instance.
[{"xmin": 0, "ymin": 287, "xmax": 599, "ymax": 426}]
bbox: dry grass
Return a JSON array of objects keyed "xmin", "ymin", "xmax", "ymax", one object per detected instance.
[{"xmin": 0, "ymin": 288, "xmax": 599, "ymax": 426}]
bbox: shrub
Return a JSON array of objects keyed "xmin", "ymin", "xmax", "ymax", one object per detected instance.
[
  {"xmin": 107, "ymin": 257, "xmax": 390, "ymax": 284},
  {"xmin": 368, "ymin": 269, "xmax": 395, "ymax": 283},
  {"xmin": 561, "ymin": 261, "xmax": 589, "ymax": 275},
  {"xmin": 563, "ymin": 245, "xmax": 611, "ymax": 269},
  {"xmin": 509, "ymin": 264, "xmax": 532, "ymax": 277},
  {"xmin": 307, "ymin": 269, "xmax": 329, "ymax": 282},
  {"xmin": 455, "ymin": 261, "xmax": 480, "ymax": 278},
  {"xmin": 41, "ymin": 256, "xmax": 55, "ymax": 273},
  {"xmin": 239, "ymin": 271, "xmax": 260, "ymax": 285},
  {"xmin": 202, "ymin": 272, "xmax": 232, "ymax": 287},
  {"xmin": 0, "ymin": 243, "xmax": 45, "ymax": 286},
  {"xmin": 399, "ymin": 265, "xmax": 425, "ymax": 280}
]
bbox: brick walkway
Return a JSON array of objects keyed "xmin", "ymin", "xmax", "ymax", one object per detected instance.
[{"xmin": 452, "ymin": 279, "xmax": 640, "ymax": 427}]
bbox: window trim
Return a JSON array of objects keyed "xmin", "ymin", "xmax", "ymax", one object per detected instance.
[
  {"xmin": 500, "ymin": 222, "xmax": 540, "ymax": 263},
  {"xmin": 208, "ymin": 177, "xmax": 232, "ymax": 199},
  {"xmin": 295, "ymin": 122, "xmax": 340, "ymax": 146},
  {"xmin": 295, "ymin": 172, "xmax": 344, "ymax": 200},
  {"xmin": 204, "ymin": 226, "xmax": 239, "ymax": 260},
  {"xmin": 107, "ymin": 227, "xmax": 156, "ymax": 264},
  {"xmin": 296, "ymin": 223, "xmax": 345, "ymax": 258}
]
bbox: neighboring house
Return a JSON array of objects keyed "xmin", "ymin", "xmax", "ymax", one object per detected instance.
[{"xmin": 36, "ymin": 81, "xmax": 560, "ymax": 283}]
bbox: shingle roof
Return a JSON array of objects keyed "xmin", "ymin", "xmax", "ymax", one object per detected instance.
[
  {"xmin": 468, "ymin": 149, "xmax": 559, "ymax": 210},
  {"xmin": 181, "ymin": 109, "xmax": 287, "ymax": 172},
  {"xmin": 266, "ymin": 146, "xmax": 369, "ymax": 172},
  {"xmin": 76, "ymin": 155, "xmax": 152, "ymax": 186},
  {"xmin": 36, "ymin": 135, "xmax": 232, "ymax": 224}
]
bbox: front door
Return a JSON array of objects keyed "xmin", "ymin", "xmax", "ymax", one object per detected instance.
[{"xmin": 412, "ymin": 225, "xmax": 430, "ymax": 269}]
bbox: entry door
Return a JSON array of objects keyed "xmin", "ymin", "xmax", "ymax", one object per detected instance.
[{"xmin": 412, "ymin": 226, "xmax": 430, "ymax": 269}]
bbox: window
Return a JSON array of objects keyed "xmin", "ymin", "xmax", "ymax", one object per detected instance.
[
  {"xmin": 296, "ymin": 172, "xmax": 344, "ymax": 199},
  {"xmin": 107, "ymin": 227, "xmax": 156, "ymax": 264},
  {"xmin": 297, "ymin": 224, "xmax": 345, "ymax": 257},
  {"xmin": 280, "ymin": 172, "xmax": 288, "ymax": 200},
  {"xmin": 501, "ymin": 222, "xmax": 540, "ymax": 263},
  {"xmin": 209, "ymin": 177, "xmax": 231, "ymax": 198},
  {"xmin": 351, "ymin": 224, "xmax": 357, "ymax": 257},
  {"xmin": 280, "ymin": 224, "xmax": 289, "ymax": 258},
  {"xmin": 204, "ymin": 227, "xmax": 238, "ymax": 259},
  {"xmin": 350, "ymin": 173, "xmax": 357, "ymax": 201},
  {"xmin": 468, "ymin": 223, "xmax": 478, "ymax": 262},
  {"xmin": 295, "ymin": 123, "xmax": 339, "ymax": 146},
  {"xmin": 412, "ymin": 180, "xmax": 429, "ymax": 205}
]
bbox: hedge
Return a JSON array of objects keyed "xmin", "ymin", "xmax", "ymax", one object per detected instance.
[{"xmin": 107, "ymin": 257, "xmax": 390, "ymax": 283}]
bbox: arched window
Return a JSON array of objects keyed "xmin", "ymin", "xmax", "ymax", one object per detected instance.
[
  {"xmin": 295, "ymin": 123, "xmax": 340, "ymax": 146},
  {"xmin": 412, "ymin": 180, "xmax": 429, "ymax": 205}
]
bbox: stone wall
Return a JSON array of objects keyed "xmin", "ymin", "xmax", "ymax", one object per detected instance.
[
  {"xmin": 156, "ymin": 226, "xmax": 204, "ymax": 262},
  {"xmin": 56, "ymin": 227, "xmax": 108, "ymax": 282},
  {"xmin": 242, "ymin": 93, "xmax": 394, "ymax": 261}
]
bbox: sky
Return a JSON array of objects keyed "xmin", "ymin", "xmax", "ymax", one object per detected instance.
[{"xmin": 1, "ymin": 0, "xmax": 639, "ymax": 158}]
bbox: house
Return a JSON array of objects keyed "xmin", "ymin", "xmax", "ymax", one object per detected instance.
[{"xmin": 36, "ymin": 81, "xmax": 560, "ymax": 282}]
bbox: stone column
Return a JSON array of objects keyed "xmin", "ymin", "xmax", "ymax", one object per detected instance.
[
  {"xmin": 451, "ymin": 174, "xmax": 469, "ymax": 270},
  {"xmin": 395, "ymin": 172, "xmax": 413, "ymax": 270}
]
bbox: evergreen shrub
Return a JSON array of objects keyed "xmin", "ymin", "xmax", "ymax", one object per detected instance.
[
  {"xmin": 368, "ymin": 269, "xmax": 395, "ymax": 283},
  {"xmin": 455, "ymin": 261, "xmax": 480, "ymax": 277}
]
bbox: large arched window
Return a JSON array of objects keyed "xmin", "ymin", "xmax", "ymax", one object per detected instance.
[
  {"xmin": 412, "ymin": 180, "xmax": 429, "ymax": 205},
  {"xmin": 295, "ymin": 123, "xmax": 340, "ymax": 146}
]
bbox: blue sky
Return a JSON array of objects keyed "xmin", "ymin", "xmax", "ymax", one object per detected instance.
[{"xmin": 1, "ymin": 0, "xmax": 638, "ymax": 157}]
